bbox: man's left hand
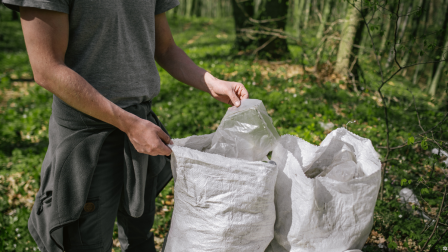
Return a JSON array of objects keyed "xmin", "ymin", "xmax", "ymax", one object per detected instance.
[{"xmin": 204, "ymin": 73, "xmax": 249, "ymax": 107}]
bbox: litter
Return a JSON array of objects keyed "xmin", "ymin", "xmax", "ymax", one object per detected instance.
[{"xmin": 207, "ymin": 99, "xmax": 280, "ymax": 161}]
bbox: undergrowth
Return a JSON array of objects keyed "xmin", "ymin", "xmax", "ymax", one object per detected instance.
[{"xmin": 0, "ymin": 14, "xmax": 447, "ymax": 252}]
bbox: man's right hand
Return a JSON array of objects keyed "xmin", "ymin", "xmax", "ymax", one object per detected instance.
[
  {"xmin": 125, "ymin": 118, "xmax": 173, "ymax": 157},
  {"xmin": 20, "ymin": 6, "xmax": 172, "ymax": 157}
]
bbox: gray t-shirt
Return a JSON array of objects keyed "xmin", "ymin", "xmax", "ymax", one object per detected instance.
[{"xmin": 3, "ymin": 0, "xmax": 179, "ymax": 108}]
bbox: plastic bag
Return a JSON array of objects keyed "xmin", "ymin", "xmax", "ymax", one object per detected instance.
[
  {"xmin": 165, "ymin": 133, "xmax": 277, "ymax": 252},
  {"xmin": 207, "ymin": 99, "xmax": 280, "ymax": 161},
  {"xmin": 268, "ymin": 128, "xmax": 381, "ymax": 252}
]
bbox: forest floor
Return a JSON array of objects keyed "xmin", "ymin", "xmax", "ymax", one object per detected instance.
[{"xmin": 1, "ymin": 15, "xmax": 447, "ymax": 252}]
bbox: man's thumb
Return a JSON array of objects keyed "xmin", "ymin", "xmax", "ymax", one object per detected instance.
[{"xmin": 229, "ymin": 91, "xmax": 241, "ymax": 107}]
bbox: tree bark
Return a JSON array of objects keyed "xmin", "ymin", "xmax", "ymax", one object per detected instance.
[{"xmin": 335, "ymin": 4, "xmax": 361, "ymax": 75}]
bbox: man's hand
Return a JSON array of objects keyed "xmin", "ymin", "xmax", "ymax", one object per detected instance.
[
  {"xmin": 124, "ymin": 118, "xmax": 173, "ymax": 156},
  {"xmin": 204, "ymin": 73, "xmax": 249, "ymax": 107},
  {"xmin": 154, "ymin": 13, "xmax": 249, "ymax": 107}
]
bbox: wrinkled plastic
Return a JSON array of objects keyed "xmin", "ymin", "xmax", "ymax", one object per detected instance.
[
  {"xmin": 399, "ymin": 188, "xmax": 431, "ymax": 220},
  {"xmin": 399, "ymin": 188, "xmax": 420, "ymax": 206},
  {"xmin": 268, "ymin": 128, "xmax": 381, "ymax": 252},
  {"xmin": 304, "ymin": 139, "xmax": 365, "ymax": 181},
  {"xmin": 165, "ymin": 133, "xmax": 277, "ymax": 252},
  {"xmin": 207, "ymin": 99, "xmax": 280, "ymax": 161},
  {"xmin": 432, "ymin": 148, "xmax": 448, "ymax": 166}
]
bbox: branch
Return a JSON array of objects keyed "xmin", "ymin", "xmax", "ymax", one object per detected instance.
[
  {"xmin": 420, "ymin": 184, "xmax": 447, "ymax": 251},
  {"xmin": 252, "ymin": 35, "xmax": 277, "ymax": 56},
  {"xmin": 392, "ymin": 0, "xmax": 402, "ymax": 69}
]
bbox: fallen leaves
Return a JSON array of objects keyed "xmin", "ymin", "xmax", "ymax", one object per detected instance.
[{"xmin": 0, "ymin": 172, "xmax": 38, "ymax": 210}]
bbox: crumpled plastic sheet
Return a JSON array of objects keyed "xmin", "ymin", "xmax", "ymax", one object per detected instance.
[
  {"xmin": 165, "ymin": 133, "xmax": 277, "ymax": 252},
  {"xmin": 207, "ymin": 99, "xmax": 280, "ymax": 161},
  {"xmin": 267, "ymin": 128, "xmax": 381, "ymax": 252},
  {"xmin": 399, "ymin": 188, "xmax": 431, "ymax": 220}
]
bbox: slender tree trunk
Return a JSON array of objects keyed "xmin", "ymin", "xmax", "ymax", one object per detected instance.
[
  {"xmin": 401, "ymin": 0, "xmax": 425, "ymax": 73},
  {"xmin": 293, "ymin": 0, "xmax": 306, "ymax": 37},
  {"xmin": 316, "ymin": 0, "xmax": 333, "ymax": 39},
  {"xmin": 335, "ymin": 4, "xmax": 361, "ymax": 75},
  {"xmin": 192, "ymin": 0, "xmax": 202, "ymax": 17},
  {"xmin": 303, "ymin": 0, "xmax": 311, "ymax": 29},
  {"xmin": 413, "ymin": 0, "xmax": 431, "ymax": 85},
  {"xmin": 429, "ymin": 39, "xmax": 448, "ymax": 95},
  {"xmin": 431, "ymin": 1, "xmax": 448, "ymax": 78},
  {"xmin": 379, "ymin": 15, "xmax": 392, "ymax": 55},
  {"xmin": 385, "ymin": 3, "xmax": 412, "ymax": 69}
]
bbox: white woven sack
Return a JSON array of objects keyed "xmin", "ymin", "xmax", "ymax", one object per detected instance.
[
  {"xmin": 267, "ymin": 128, "xmax": 381, "ymax": 252},
  {"xmin": 165, "ymin": 133, "xmax": 277, "ymax": 252}
]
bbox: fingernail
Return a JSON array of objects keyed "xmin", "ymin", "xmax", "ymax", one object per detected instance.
[
  {"xmin": 170, "ymin": 140, "xmax": 174, "ymax": 145},
  {"xmin": 235, "ymin": 101, "xmax": 240, "ymax": 106}
]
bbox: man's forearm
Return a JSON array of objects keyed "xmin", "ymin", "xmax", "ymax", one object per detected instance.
[
  {"xmin": 155, "ymin": 45, "xmax": 216, "ymax": 93},
  {"xmin": 37, "ymin": 64, "xmax": 139, "ymax": 133}
]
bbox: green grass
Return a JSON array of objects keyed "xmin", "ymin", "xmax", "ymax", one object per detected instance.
[{"xmin": 0, "ymin": 13, "xmax": 447, "ymax": 252}]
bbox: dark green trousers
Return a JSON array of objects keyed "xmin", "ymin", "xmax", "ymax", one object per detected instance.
[{"xmin": 63, "ymin": 129, "xmax": 172, "ymax": 251}]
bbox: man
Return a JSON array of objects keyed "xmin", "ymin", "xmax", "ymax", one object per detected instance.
[{"xmin": 2, "ymin": 0, "xmax": 249, "ymax": 251}]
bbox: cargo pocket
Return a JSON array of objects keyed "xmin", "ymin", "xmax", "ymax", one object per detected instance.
[{"xmin": 64, "ymin": 197, "xmax": 102, "ymax": 248}]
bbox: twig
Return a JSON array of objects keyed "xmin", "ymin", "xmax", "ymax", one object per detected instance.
[
  {"xmin": 392, "ymin": 0, "xmax": 402, "ymax": 69},
  {"xmin": 420, "ymin": 184, "xmax": 447, "ymax": 251},
  {"xmin": 419, "ymin": 113, "xmax": 448, "ymax": 136},
  {"xmin": 429, "ymin": 227, "xmax": 448, "ymax": 251},
  {"xmin": 377, "ymin": 141, "xmax": 422, "ymax": 150},
  {"xmin": 252, "ymin": 36, "xmax": 277, "ymax": 56}
]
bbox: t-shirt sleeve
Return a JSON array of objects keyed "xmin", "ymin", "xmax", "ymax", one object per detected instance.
[
  {"xmin": 2, "ymin": 0, "xmax": 70, "ymax": 13},
  {"xmin": 155, "ymin": 0, "xmax": 179, "ymax": 15}
]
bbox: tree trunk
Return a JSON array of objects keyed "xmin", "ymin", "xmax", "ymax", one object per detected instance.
[
  {"xmin": 255, "ymin": 0, "xmax": 290, "ymax": 59},
  {"xmin": 401, "ymin": 0, "xmax": 425, "ymax": 74},
  {"xmin": 385, "ymin": 3, "xmax": 412, "ymax": 69},
  {"xmin": 231, "ymin": 0, "xmax": 289, "ymax": 59},
  {"xmin": 231, "ymin": 0, "xmax": 254, "ymax": 51},
  {"xmin": 379, "ymin": 11, "xmax": 392, "ymax": 55},
  {"xmin": 192, "ymin": 0, "xmax": 202, "ymax": 17},
  {"xmin": 316, "ymin": 0, "xmax": 333, "ymax": 39},
  {"xmin": 413, "ymin": 0, "xmax": 431, "ymax": 85},
  {"xmin": 431, "ymin": 1, "xmax": 448, "ymax": 79},
  {"xmin": 293, "ymin": 0, "xmax": 306, "ymax": 37},
  {"xmin": 335, "ymin": 4, "xmax": 361, "ymax": 75},
  {"xmin": 429, "ymin": 39, "xmax": 448, "ymax": 95},
  {"xmin": 303, "ymin": 0, "xmax": 311, "ymax": 29}
]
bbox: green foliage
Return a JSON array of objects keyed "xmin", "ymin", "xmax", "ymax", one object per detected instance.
[{"xmin": 0, "ymin": 6, "xmax": 447, "ymax": 252}]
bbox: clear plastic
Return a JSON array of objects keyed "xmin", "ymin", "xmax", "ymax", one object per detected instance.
[{"xmin": 206, "ymin": 99, "xmax": 280, "ymax": 161}]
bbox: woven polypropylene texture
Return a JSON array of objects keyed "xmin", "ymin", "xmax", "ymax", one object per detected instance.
[{"xmin": 268, "ymin": 128, "xmax": 381, "ymax": 252}]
